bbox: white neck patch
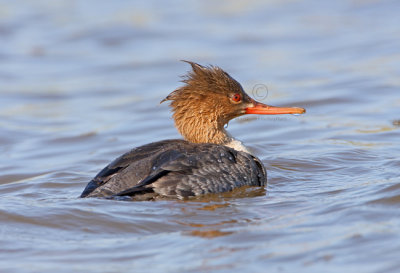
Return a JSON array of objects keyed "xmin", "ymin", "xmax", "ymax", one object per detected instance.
[{"xmin": 225, "ymin": 139, "xmax": 251, "ymax": 154}]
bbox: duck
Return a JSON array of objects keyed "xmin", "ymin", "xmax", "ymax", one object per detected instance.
[{"xmin": 80, "ymin": 61, "xmax": 305, "ymax": 200}]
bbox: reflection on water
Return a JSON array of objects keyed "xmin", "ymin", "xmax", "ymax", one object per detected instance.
[
  {"xmin": 187, "ymin": 230, "xmax": 234, "ymax": 238},
  {"xmin": 1, "ymin": 0, "xmax": 400, "ymax": 272}
]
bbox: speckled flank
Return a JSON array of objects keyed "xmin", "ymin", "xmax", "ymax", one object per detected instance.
[{"xmin": 81, "ymin": 140, "xmax": 266, "ymax": 200}]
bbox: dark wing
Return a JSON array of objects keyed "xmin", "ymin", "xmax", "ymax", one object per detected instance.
[
  {"xmin": 113, "ymin": 144, "xmax": 267, "ymax": 200},
  {"xmin": 80, "ymin": 140, "xmax": 188, "ymax": 197}
]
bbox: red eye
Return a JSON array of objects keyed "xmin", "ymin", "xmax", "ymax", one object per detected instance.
[{"xmin": 231, "ymin": 93, "xmax": 241, "ymax": 102}]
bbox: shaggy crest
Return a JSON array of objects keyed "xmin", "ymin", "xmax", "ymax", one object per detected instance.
[{"xmin": 161, "ymin": 61, "xmax": 252, "ymax": 144}]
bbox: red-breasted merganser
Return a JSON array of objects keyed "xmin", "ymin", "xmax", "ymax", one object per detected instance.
[{"xmin": 80, "ymin": 61, "xmax": 305, "ymax": 200}]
